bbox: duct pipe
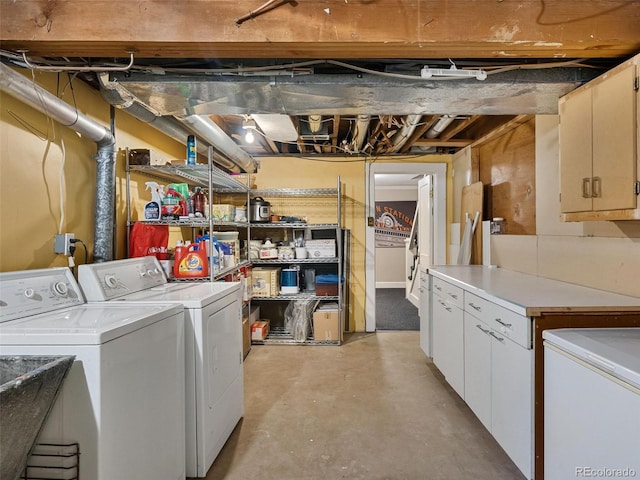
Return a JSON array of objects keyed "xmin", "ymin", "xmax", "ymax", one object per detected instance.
[
  {"xmin": 98, "ymin": 74, "xmax": 257, "ymax": 173},
  {"xmin": 176, "ymin": 115, "xmax": 257, "ymax": 173},
  {"xmin": 0, "ymin": 63, "xmax": 116, "ymax": 263},
  {"xmin": 390, "ymin": 114, "xmax": 422, "ymax": 153}
]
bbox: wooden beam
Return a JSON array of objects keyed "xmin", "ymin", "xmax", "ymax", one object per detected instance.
[
  {"xmin": 470, "ymin": 115, "xmax": 534, "ymax": 148},
  {"xmin": 440, "ymin": 115, "xmax": 481, "ymax": 141},
  {"xmin": 1, "ymin": 1, "xmax": 639, "ymax": 59},
  {"xmin": 413, "ymin": 139, "xmax": 474, "ymax": 147}
]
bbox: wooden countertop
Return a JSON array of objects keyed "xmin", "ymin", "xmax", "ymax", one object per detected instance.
[{"xmin": 427, "ymin": 265, "xmax": 640, "ymax": 317}]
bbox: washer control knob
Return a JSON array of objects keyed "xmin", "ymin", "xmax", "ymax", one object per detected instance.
[
  {"xmin": 52, "ymin": 282, "xmax": 69, "ymax": 296},
  {"xmin": 140, "ymin": 270, "xmax": 147, "ymax": 277},
  {"xmin": 24, "ymin": 288, "xmax": 35, "ymax": 299},
  {"xmin": 147, "ymin": 269, "xmax": 156, "ymax": 277},
  {"xmin": 104, "ymin": 275, "xmax": 118, "ymax": 288}
]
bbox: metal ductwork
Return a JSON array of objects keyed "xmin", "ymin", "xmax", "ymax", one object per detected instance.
[
  {"xmin": 176, "ymin": 115, "xmax": 258, "ymax": 173},
  {"xmin": 0, "ymin": 63, "xmax": 116, "ymax": 263},
  {"xmin": 98, "ymin": 74, "xmax": 257, "ymax": 173}
]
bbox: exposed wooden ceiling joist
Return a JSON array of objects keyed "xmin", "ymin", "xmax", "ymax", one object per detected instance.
[{"xmin": 1, "ymin": 1, "xmax": 639, "ymax": 59}]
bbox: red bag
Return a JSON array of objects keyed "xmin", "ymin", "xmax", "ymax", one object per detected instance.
[{"xmin": 129, "ymin": 223, "xmax": 169, "ymax": 259}]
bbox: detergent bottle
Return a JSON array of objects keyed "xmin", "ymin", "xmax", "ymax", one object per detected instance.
[
  {"xmin": 174, "ymin": 240, "xmax": 209, "ymax": 278},
  {"xmin": 144, "ymin": 182, "xmax": 164, "ymax": 220}
]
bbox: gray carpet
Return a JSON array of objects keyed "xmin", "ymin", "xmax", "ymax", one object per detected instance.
[{"xmin": 375, "ymin": 288, "xmax": 420, "ymax": 331}]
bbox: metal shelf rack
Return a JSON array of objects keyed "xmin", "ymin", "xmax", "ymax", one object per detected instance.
[
  {"xmin": 125, "ymin": 146, "xmax": 250, "ymax": 281},
  {"xmin": 249, "ymin": 177, "xmax": 345, "ymax": 345}
]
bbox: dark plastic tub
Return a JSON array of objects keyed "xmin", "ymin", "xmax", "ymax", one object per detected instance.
[{"xmin": 0, "ymin": 355, "xmax": 75, "ymax": 480}]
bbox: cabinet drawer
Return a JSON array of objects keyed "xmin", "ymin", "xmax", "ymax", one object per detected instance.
[
  {"xmin": 432, "ymin": 277, "xmax": 463, "ymax": 309},
  {"xmin": 465, "ymin": 292, "xmax": 531, "ymax": 349}
]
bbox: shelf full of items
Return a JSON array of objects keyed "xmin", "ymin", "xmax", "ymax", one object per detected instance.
[
  {"xmin": 125, "ymin": 146, "xmax": 251, "ymax": 282},
  {"xmin": 247, "ymin": 178, "xmax": 349, "ymax": 346}
]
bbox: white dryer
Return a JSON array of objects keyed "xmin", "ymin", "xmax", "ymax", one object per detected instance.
[
  {"xmin": 78, "ymin": 256, "xmax": 244, "ymax": 478},
  {"xmin": 0, "ymin": 267, "xmax": 185, "ymax": 480}
]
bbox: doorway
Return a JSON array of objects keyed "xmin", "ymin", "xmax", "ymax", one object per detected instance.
[{"xmin": 365, "ymin": 162, "xmax": 447, "ymax": 332}]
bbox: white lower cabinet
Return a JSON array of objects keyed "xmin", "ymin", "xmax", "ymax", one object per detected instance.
[
  {"xmin": 419, "ymin": 270, "xmax": 431, "ymax": 357},
  {"xmin": 432, "ymin": 274, "xmax": 533, "ymax": 479},
  {"xmin": 432, "ymin": 290, "xmax": 465, "ymax": 398},
  {"xmin": 490, "ymin": 328, "xmax": 533, "ymax": 479},
  {"xmin": 463, "ymin": 313, "xmax": 492, "ymax": 430}
]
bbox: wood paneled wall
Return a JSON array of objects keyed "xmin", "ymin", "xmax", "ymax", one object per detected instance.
[{"xmin": 477, "ymin": 119, "xmax": 536, "ymax": 235}]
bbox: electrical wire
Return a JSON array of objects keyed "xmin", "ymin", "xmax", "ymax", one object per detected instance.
[{"xmin": 70, "ymin": 238, "xmax": 88, "ymax": 265}]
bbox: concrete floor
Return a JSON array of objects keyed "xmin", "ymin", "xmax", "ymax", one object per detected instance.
[{"xmin": 206, "ymin": 331, "xmax": 525, "ymax": 480}]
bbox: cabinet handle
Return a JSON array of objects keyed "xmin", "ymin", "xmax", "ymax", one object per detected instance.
[
  {"xmin": 489, "ymin": 331, "xmax": 505, "ymax": 343},
  {"xmin": 475, "ymin": 324, "xmax": 490, "ymax": 335},
  {"xmin": 468, "ymin": 302, "xmax": 482, "ymax": 311},
  {"xmin": 448, "ymin": 293, "xmax": 458, "ymax": 300},
  {"xmin": 582, "ymin": 177, "xmax": 592, "ymax": 198},
  {"xmin": 495, "ymin": 318, "xmax": 512, "ymax": 328},
  {"xmin": 592, "ymin": 176, "xmax": 601, "ymax": 198}
]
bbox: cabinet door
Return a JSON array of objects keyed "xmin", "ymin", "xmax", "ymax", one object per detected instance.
[
  {"xmin": 419, "ymin": 273, "xmax": 431, "ymax": 357},
  {"xmin": 559, "ymin": 85, "xmax": 593, "ymax": 213},
  {"xmin": 463, "ymin": 313, "xmax": 492, "ymax": 430},
  {"xmin": 491, "ymin": 331, "xmax": 534, "ymax": 479},
  {"xmin": 592, "ymin": 62, "xmax": 638, "ymax": 211},
  {"xmin": 432, "ymin": 296, "xmax": 464, "ymax": 398}
]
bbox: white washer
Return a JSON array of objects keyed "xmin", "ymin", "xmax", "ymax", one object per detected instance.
[
  {"xmin": 78, "ymin": 256, "xmax": 244, "ymax": 478},
  {"xmin": 543, "ymin": 328, "xmax": 640, "ymax": 480},
  {"xmin": 0, "ymin": 267, "xmax": 185, "ymax": 480}
]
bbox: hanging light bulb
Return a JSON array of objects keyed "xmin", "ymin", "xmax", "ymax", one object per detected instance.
[{"xmin": 242, "ymin": 116, "xmax": 257, "ymax": 143}]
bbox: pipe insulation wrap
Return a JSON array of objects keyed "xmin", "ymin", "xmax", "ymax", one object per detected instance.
[{"xmin": 0, "ymin": 63, "xmax": 116, "ymax": 262}]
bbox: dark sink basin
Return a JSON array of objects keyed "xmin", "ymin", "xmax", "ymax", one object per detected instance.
[{"xmin": 0, "ymin": 355, "xmax": 75, "ymax": 480}]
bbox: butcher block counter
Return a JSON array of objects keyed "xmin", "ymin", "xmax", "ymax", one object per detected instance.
[{"xmin": 427, "ymin": 265, "xmax": 640, "ymax": 480}]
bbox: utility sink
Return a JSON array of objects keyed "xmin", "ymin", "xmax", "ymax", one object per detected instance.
[{"xmin": 0, "ymin": 355, "xmax": 75, "ymax": 480}]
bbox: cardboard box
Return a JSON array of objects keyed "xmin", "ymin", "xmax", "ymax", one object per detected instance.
[
  {"xmin": 306, "ymin": 239, "xmax": 336, "ymax": 258},
  {"xmin": 242, "ymin": 315, "xmax": 251, "ymax": 358},
  {"xmin": 251, "ymin": 267, "xmax": 281, "ymax": 297},
  {"xmin": 251, "ymin": 320, "xmax": 270, "ymax": 342},
  {"xmin": 316, "ymin": 283, "xmax": 338, "ymax": 296},
  {"xmin": 249, "ymin": 305, "xmax": 260, "ymax": 326},
  {"xmin": 313, "ymin": 308, "xmax": 341, "ymax": 341}
]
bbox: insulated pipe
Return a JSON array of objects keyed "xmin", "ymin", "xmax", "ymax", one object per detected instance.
[
  {"xmin": 352, "ymin": 114, "xmax": 371, "ymax": 153},
  {"xmin": 0, "ymin": 63, "xmax": 116, "ymax": 263},
  {"xmin": 390, "ymin": 114, "xmax": 422, "ymax": 153},
  {"xmin": 426, "ymin": 115, "xmax": 455, "ymax": 138}
]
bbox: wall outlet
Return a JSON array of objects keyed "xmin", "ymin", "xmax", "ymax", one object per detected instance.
[{"xmin": 54, "ymin": 233, "xmax": 75, "ymax": 255}]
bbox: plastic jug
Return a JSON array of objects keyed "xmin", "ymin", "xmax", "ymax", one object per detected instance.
[{"xmin": 174, "ymin": 241, "xmax": 209, "ymax": 278}]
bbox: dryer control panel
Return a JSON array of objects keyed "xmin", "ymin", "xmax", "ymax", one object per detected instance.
[
  {"xmin": 0, "ymin": 268, "xmax": 84, "ymax": 322},
  {"xmin": 78, "ymin": 256, "xmax": 166, "ymax": 301}
]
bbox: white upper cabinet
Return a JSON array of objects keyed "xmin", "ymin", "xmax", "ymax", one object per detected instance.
[{"xmin": 559, "ymin": 53, "xmax": 639, "ymax": 221}]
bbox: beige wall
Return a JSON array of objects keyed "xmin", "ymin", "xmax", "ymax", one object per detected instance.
[
  {"xmin": 490, "ymin": 115, "xmax": 640, "ymax": 297},
  {"xmin": 0, "ymin": 68, "xmax": 184, "ymax": 272}
]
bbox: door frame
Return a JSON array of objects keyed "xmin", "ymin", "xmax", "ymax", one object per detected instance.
[{"xmin": 365, "ymin": 162, "xmax": 447, "ymax": 332}]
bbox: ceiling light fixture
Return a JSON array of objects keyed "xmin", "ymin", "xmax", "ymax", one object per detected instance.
[
  {"xmin": 420, "ymin": 64, "xmax": 487, "ymax": 81},
  {"xmin": 242, "ymin": 117, "xmax": 257, "ymax": 143}
]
